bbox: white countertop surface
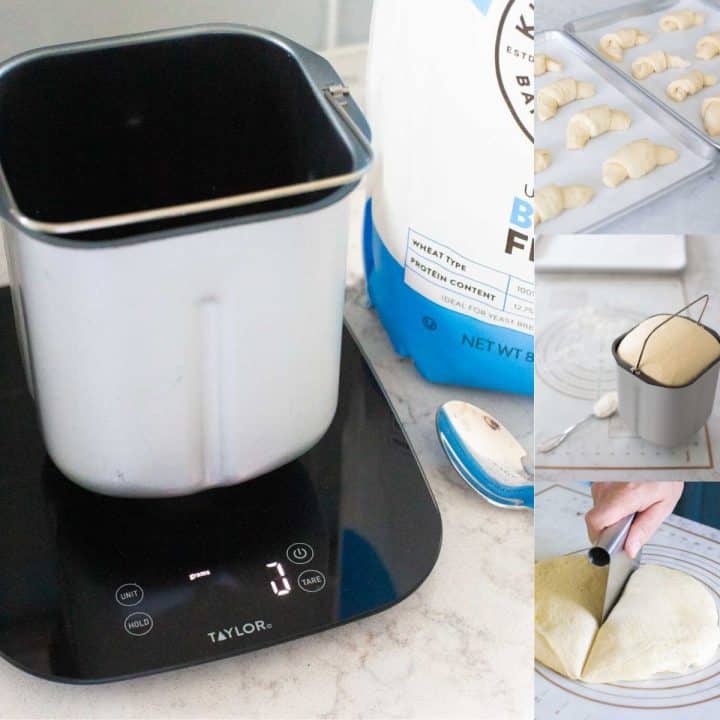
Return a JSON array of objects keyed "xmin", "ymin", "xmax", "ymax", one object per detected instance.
[
  {"xmin": 0, "ymin": 189, "xmax": 533, "ymax": 719},
  {"xmin": 538, "ymin": 0, "xmax": 720, "ymax": 235}
]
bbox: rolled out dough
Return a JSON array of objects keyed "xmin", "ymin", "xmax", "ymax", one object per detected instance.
[
  {"xmin": 535, "ymin": 555, "xmax": 607, "ymax": 679},
  {"xmin": 535, "ymin": 557, "xmax": 720, "ymax": 684},
  {"xmin": 583, "ymin": 565, "xmax": 720, "ymax": 683},
  {"xmin": 617, "ymin": 315, "xmax": 720, "ymax": 386}
]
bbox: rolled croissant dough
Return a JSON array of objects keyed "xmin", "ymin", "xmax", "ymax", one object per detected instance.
[{"xmin": 535, "ymin": 557, "xmax": 720, "ymax": 684}]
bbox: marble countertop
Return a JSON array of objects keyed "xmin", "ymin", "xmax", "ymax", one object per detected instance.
[
  {"xmin": 538, "ymin": 0, "xmax": 720, "ymax": 236},
  {"xmin": 0, "ymin": 187, "xmax": 533, "ymax": 719}
]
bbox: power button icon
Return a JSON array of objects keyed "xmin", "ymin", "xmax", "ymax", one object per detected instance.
[{"xmin": 286, "ymin": 542, "xmax": 314, "ymax": 565}]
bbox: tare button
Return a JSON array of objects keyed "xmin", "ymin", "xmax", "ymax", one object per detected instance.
[
  {"xmin": 298, "ymin": 569, "xmax": 326, "ymax": 593},
  {"xmin": 286, "ymin": 542, "xmax": 314, "ymax": 565},
  {"xmin": 115, "ymin": 583, "xmax": 144, "ymax": 607}
]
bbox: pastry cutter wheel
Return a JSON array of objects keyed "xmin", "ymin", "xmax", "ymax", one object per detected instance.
[{"xmin": 588, "ymin": 513, "xmax": 642, "ymax": 622}]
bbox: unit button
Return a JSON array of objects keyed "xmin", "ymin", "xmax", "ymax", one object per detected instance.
[
  {"xmin": 115, "ymin": 583, "xmax": 144, "ymax": 607},
  {"xmin": 124, "ymin": 612, "xmax": 154, "ymax": 637},
  {"xmin": 286, "ymin": 542, "xmax": 314, "ymax": 565},
  {"xmin": 298, "ymin": 569, "xmax": 326, "ymax": 593}
]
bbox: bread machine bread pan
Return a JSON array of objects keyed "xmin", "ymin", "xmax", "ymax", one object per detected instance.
[
  {"xmin": 611, "ymin": 296, "xmax": 720, "ymax": 447},
  {"xmin": 0, "ymin": 25, "xmax": 373, "ymax": 498}
]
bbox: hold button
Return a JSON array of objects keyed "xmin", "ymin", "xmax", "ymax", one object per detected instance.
[
  {"xmin": 298, "ymin": 569, "xmax": 326, "ymax": 593},
  {"xmin": 124, "ymin": 612, "xmax": 154, "ymax": 637}
]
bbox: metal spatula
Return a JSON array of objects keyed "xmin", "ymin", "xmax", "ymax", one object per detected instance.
[{"xmin": 588, "ymin": 513, "xmax": 642, "ymax": 622}]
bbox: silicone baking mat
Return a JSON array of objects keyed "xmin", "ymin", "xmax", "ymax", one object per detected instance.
[
  {"xmin": 535, "ymin": 273, "xmax": 713, "ymax": 469},
  {"xmin": 535, "ymin": 482, "xmax": 720, "ymax": 718}
]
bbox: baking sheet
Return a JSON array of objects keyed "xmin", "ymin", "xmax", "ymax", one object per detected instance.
[
  {"xmin": 568, "ymin": 0, "xmax": 720, "ymax": 150},
  {"xmin": 535, "ymin": 482, "xmax": 720, "ymax": 719},
  {"xmin": 535, "ymin": 31, "xmax": 715, "ymax": 236},
  {"xmin": 536, "ymin": 234, "xmax": 687, "ymax": 273},
  {"xmin": 534, "ymin": 273, "xmax": 713, "ymax": 469}
]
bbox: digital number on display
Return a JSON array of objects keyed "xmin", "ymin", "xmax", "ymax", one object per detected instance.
[{"xmin": 266, "ymin": 561, "xmax": 291, "ymax": 597}]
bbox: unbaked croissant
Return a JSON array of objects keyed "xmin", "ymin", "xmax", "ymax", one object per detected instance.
[
  {"xmin": 534, "ymin": 184, "xmax": 594, "ymax": 225},
  {"xmin": 566, "ymin": 105, "xmax": 632, "ymax": 149},
  {"xmin": 697, "ymin": 32, "xmax": 720, "ymax": 60},
  {"xmin": 537, "ymin": 78, "xmax": 596, "ymax": 122},
  {"xmin": 702, "ymin": 96, "xmax": 720, "ymax": 135},
  {"xmin": 598, "ymin": 28, "xmax": 651, "ymax": 62},
  {"xmin": 535, "ymin": 149, "xmax": 552, "ymax": 173},
  {"xmin": 535, "ymin": 53, "xmax": 563, "ymax": 76},
  {"xmin": 660, "ymin": 10, "xmax": 705, "ymax": 32},
  {"xmin": 667, "ymin": 70, "xmax": 717, "ymax": 102},
  {"xmin": 631, "ymin": 50, "xmax": 690, "ymax": 80},
  {"xmin": 602, "ymin": 139, "xmax": 679, "ymax": 188}
]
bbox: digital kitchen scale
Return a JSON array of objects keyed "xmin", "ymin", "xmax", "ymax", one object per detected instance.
[{"xmin": 0, "ymin": 287, "xmax": 442, "ymax": 683}]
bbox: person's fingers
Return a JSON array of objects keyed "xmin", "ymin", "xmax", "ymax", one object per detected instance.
[
  {"xmin": 625, "ymin": 500, "xmax": 671, "ymax": 558},
  {"xmin": 585, "ymin": 507, "xmax": 604, "ymax": 545},
  {"xmin": 585, "ymin": 481, "xmax": 684, "ymax": 548},
  {"xmin": 585, "ymin": 484, "xmax": 637, "ymax": 543},
  {"xmin": 665, "ymin": 481, "xmax": 685, "ymax": 506},
  {"xmin": 590, "ymin": 482, "xmax": 612, "ymax": 506}
]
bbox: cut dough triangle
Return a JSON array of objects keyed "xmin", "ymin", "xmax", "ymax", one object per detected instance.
[
  {"xmin": 582, "ymin": 565, "xmax": 720, "ymax": 683},
  {"xmin": 535, "ymin": 555, "xmax": 607, "ymax": 679}
]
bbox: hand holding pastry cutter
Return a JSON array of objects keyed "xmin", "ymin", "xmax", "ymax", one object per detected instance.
[{"xmin": 588, "ymin": 513, "xmax": 642, "ymax": 622}]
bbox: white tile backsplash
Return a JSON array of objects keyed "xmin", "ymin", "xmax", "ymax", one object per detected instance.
[
  {"xmin": 0, "ymin": 0, "xmax": 371, "ymax": 60},
  {"xmin": 338, "ymin": 0, "xmax": 373, "ymax": 46}
]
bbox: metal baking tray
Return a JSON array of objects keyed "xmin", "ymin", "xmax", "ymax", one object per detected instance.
[
  {"xmin": 535, "ymin": 30, "xmax": 717, "ymax": 236},
  {"xmin": 567, "ymin": 0, "xmax": 720, "ymax": 151}
]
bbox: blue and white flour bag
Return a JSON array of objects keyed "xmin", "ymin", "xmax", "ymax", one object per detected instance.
[{"xmin": 364, "ymin": 0, "xmax": 534, "ymax": 395}]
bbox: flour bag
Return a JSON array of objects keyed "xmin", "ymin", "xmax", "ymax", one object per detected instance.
[{"xmin": 364, "ymin": 0, "xmax": 534, "ymax": 394}]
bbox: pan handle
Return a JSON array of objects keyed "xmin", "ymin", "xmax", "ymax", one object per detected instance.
[
  {"xmin": 632, "ymin": 294, "xmax": 709, "ymax": 375},
  {"xmin": 323, "ymin": 84, "xmax": 373, "ymax": 157}
]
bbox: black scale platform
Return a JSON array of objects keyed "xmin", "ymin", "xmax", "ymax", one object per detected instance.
[{"xmin": 0, "ymin": 287, "xmax": 442, "ymax": 683}]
